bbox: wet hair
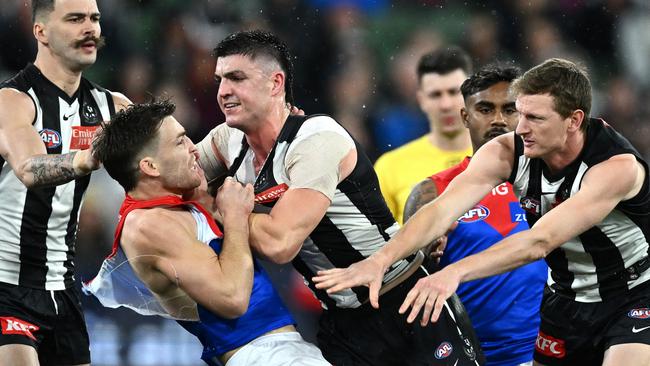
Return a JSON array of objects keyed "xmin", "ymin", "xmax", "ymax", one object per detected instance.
[
  {"xmin": 416, "ymin": 46, "xmax": 473, "ymax": 83},
  {"xmin": 214, "ymin": 29, "xmax": 295, "ymax": 105},
  {"xmin": 512, "ymin": 58, "xmax": 591, "ymax": 130},
  {"xmin": 93, "ymin": 100, "xmax": 176, "ymax": 192},
  {"xmin": 32, "ymin": 0, "xmax": 55, "ymax": 23},
  {"xmin": 461, "ymin": 63, "xmax": 522, "ymax": 100}
]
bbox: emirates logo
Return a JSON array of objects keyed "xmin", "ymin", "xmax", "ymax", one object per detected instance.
[{"xmin": 255, "ymin": 183, "xmax": 288, "ymax": 204}]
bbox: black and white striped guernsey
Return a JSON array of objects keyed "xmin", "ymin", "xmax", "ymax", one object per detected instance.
[
  {"xmin": 224, "ymin": 114, "xmax": 412, "ymax": 309},
  {"xmin": 0, "ymin": 64, "xmax": 115, "ymax": 290},
  {"xmin": 509, "ymin": 118, "xmax": 650, "ymax": 302}
]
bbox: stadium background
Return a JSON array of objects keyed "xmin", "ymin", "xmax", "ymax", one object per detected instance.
[{"xmin": 1, "ymin": 0, "xmax": 649, "ymax": 364}]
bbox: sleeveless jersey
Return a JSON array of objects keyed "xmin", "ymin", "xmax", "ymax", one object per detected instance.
[
  {"xmin": 0, "ymin": 63, "xmax": 115, "ymax": 290},
  {"xmin": 221, "ymin": 114, "xmax": 412, "ymax": 309},
  {"xmin": 509, "ymin": 119, "xmax": 650, "ymax": 302},
  {"xmin": 432, "ymin": 157, "xmax": 546, "ymax": 365},
  {"xmin": 83, "ymin": 195, "xmax": 294, "ymax": 364}
]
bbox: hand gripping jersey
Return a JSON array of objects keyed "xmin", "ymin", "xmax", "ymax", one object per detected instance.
[
  {"xmin": 83, "ymin": 195, "xmax": 294, "ymax": 365},
  {"xmin": 509, "ymin": 119, "xmax": 650, "ymax": 303},
  {"xmin": 432, "ymin": 157, "xmax": 547, "ymax": 366},
  {"xmin": 0, "ymin": 63, "xmax": 115, "ymax": 290},
  {"xmin": 220, "ymin": 114, "xmax": 414, "ymax": 309}
]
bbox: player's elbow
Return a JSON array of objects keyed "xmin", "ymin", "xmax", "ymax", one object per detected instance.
[
  {"xmin": 527, "ymin": 230, "xmax": 555, "ymax": 261},
  {"xmin": 221, "ymin": 294, "xmax": 250, "ymax": 319},
  {"xmin": 258, "ymin": 238, "xmax": 300, "ymax": 264}
]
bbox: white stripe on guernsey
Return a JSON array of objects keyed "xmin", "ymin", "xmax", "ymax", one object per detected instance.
[
  {"xmin": 90, "ymin": 88, "xmax": 111, "ymax": 121},
  {"xmin": 43, "ymin": 97, "xmax": 82, "ymax": 290},
  {"xmin": 286, "ymin": 116, "xmax": 354, "ymax": 158}
]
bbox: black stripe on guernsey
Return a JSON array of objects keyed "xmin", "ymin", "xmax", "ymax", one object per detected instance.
[
  {"xmin": 579, "ymin": 227, "xmax": 627, "ymax": 301},
  {"xmin": 19, "ymin": 92, "xmax": 61, "ymax": 288},
  {"xmin": 545, "ymin": 248, "xmax": 575, "ymax": 300},
  {"xmin": 308, "ymin": 215, "xmax": 370, "ymax": 302},
  {"xmin": 291, "ymin": 257, "xmax": 336, "ymax": 309},
  {"xmin": 105, "ymin": 90, "xmax": 116, "ymax": 116},
  {"xmin": 64, "ymin": 175, "xmax": 91, "ymax": 284}
]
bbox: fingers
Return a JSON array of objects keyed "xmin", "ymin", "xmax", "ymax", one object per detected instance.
[{"xmin": 369, "ymin": 279, "xmax": 381, "ymax": 309}]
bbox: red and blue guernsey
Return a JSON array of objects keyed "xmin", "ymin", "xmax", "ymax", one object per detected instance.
[
  {"xmin": 84, "ymin": 196, "xmax": 294, "ymax": 366},
  {"xmin": 431, "ymin": 157, "xmax": 547, "ymax": 366}
]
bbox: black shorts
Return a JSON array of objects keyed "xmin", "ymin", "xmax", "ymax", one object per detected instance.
[
  {"xmin": 317, "ymin": 266, "xmax": 485, "ymax": 366},
  {"xmin": 0, "ymin": 282, "xmax": 90, "ymax": 365},
  {"xmin": 534, "ymin": 282, "xmax": 650, "ymax": 366}
]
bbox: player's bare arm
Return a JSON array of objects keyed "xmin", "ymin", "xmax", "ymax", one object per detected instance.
[
  {"xmin": 121, "ymin": 181, "xmax": 255, "ymax": 319},
  {"xmin": 398, "ymin": 152, "xmax": 644, "ymax": 326},
  {"xmin": 313, "ymin": 133, "xmax": 515, "ymax": 307},
  {"xmin": 404, "ymin": 179, "xmax": 447, "ymax": 258},
  {"xmin": 249, "ymin": 132, "xmax": 356, "ymax": 263}
]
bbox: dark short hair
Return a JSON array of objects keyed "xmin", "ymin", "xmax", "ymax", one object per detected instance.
[
  {"xmin": 32, "ymin": 0, "xmax": 55, "ymax": 23},
  {"xmin": 461, "ymin": 63, "xmax": 522, "ymax": 100},
  {"xmin": 214, "ymin": 30, "xmax": 295, "ymax": 105},
  {"xmin": 512, "ymin": 58, "xmax": 591, "ymax": 130},
  {"xmin": 93, "ymin": 100, "xmax": 176, "ymax": 192},
  {"xmin": 416, "ymin": 46, "xmax": 473, "ymax": 83}
]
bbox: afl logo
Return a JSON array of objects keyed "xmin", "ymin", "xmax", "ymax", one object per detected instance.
[
  {"xmin": 458, "ymin": 205, "xmax": 490, "ymax": 223},
  {"xmin": 435, "ymin": 341, "xmax": 453, "ymax": 359},
  {"xmin": 628, "ymin": 308, "xmax": 650, "ymax": 319},
  {"xmin": 39, "ymin": 129, "xmax": 61, "ymax": 149}
]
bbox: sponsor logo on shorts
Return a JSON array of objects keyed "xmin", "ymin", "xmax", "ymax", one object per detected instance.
[
  {"xmin": 628, "ymin": 308, "xmax": 650, "ymax": 319},
  {"xmin": 40, "ymin": 128, "xmax": 62, "ymax": 149},
  {"xmin": 435, "ymin": 341, "xmax": 453, "ymax": 359},
  {"xmin": 0, "ymin": 317, "xmax": 39, "ymax": 341},
  {"xmin": 458, "ymin": 205, "xmax": 490, "ymax": 223},
  {"xmin": 255, "ymin": 183, "xmax": 288, "ymax": 204},
  {"xmin": 535, "ymin": 331, "xmax": 565, "ymax": 358}
]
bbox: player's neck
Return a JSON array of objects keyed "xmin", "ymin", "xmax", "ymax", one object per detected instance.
[
  {"xmin": 129, "ymin": 183, "xmax": 182, "ymax": 202},
  {"xmin": 543, "ymin": 130, "xmax": 586, "ymax": 174},
  {"xmin": 34, "ymin": 52, "xmax": 83, "ymax": 98},
  {"xmin": 427, "ymin": 129, "xmax": 471, "ymax": 151},
  {"xmin": 245, "ymin": 104, "xmax": 291, "ymax": 164}
]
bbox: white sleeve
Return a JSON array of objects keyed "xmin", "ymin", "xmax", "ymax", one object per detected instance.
[{"xmin": 285, "ymin": 123, "xmax": 355, "ymax": 200}]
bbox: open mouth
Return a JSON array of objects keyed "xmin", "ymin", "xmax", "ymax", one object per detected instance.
[{"xmin": 223, "ymin": 102, "xmax": 240, "ymax": 111}]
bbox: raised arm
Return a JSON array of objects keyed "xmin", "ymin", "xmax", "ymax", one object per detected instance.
[
  {"xmin": 248, "ymin": 129, "xmax": 356, "ymax": 263},
  {"xmin": 122, "ymin": 178, "xmax": 255, "ymax": 319},
  {"xmin": 399, "ymin": 153, "xmax": 645, "ymax": 325},
  {"xmin": 313, "ymin": 133, "xmax": 515, "ymax": 307}
]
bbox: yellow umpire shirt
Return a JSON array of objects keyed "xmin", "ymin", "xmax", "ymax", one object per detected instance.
[{"xmin": 374, "ymin": 135, "xmax": 472, "ymax": 224}]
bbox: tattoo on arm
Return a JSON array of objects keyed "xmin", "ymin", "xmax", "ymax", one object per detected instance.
[
  {"xmin": 29, "ymin": 152, "xmax": 80, "ymax": 187},
  {"xmin": 403, "ymin": 180, "xmax": 438, "ymax": 222}
]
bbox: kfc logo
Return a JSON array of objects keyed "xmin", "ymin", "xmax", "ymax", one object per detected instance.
[
  {"xmin": 0, "ymin": 317, "xmax": 39, "ymax": 341},
  {"xmin": 536, "ymin": 331, "xmax": 566, "ymax": 358}
]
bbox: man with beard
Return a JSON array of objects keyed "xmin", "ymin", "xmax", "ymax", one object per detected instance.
[
  {"xmin": 0, "ymin": 0, "xmax": 129, "ymax": 364},
  {"xmin": 403, "ymin": 64, "xmax": 547, "ymax": 366}
]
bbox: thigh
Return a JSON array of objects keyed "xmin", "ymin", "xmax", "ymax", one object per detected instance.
[
  {"xmin": 0, "ymin": 344, "xmax": 40, "ymax": 366},
  {"xmin": 603, "ymin": 343, "xmax": 650, "ymax": 366}
]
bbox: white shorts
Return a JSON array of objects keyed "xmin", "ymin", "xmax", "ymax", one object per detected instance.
[{"xmin": 225, "ymin": 331, "xmax": 330, "ymax": 366}]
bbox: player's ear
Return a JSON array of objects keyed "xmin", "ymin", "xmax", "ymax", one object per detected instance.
[
  {"xmin": 139, "ymin": 157, "xmax": 160, "ymax": 178},
  {"xmin": 567, "ymin": 109, "xmax": 585, "ymax": 132}
]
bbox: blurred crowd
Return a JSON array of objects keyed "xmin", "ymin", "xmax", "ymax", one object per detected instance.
[{"xmin": 1, "ymin": 0, "xmax": 649, "ymax": 364}]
